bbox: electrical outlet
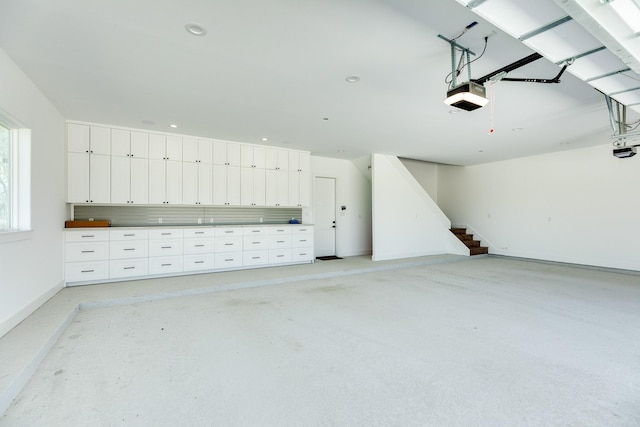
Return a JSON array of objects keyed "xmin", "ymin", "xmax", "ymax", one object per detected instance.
[{"xmin": 158, "ymin": 217, "xmax": 163, "ymax": 224}]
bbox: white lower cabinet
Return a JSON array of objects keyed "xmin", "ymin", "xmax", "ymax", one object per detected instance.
[{"xmin": 65, "ymin": 224, "xmax": 314, "ymax": 285}]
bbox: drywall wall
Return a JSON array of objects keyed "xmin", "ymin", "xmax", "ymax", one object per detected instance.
[
  {"xmin": 0, "ymin": 47, "xmax": 66, "ymax": 338},
  {"xmin": 438, "ymin": 144, "xmax": 640, "ymax": 271},
  {"xmin": 311, "ymin": 155, "xmax": 372, "ymax": 257},
  {"xmin": 371, "ymin": 154, "xmax": 467, "ymax": 261},
  {"xmin": 399, "ymin": 158, "xmax": 439, "ymax": 202}
]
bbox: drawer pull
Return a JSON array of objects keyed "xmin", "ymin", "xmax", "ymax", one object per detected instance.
[
  {"xmin": 161, "ymin": 263, "xmax": 172, "ymax": 267},
  {"xmin": 195, "ymin": 231, "xmax": 205, "ymax": 235},
  {"xmin": 195, "ymin": 261, "xmax": 204, "ymax": 264},
  {"xmin": 124, "ymin": 234, "xmax": 135, "ymax": 237},
  {"xmin": 252, "ymin": 256, "xmax": 260, "ymax": 259},
  {"xmin": 81, "ymin": 235, "xmax": 95, "ymax": 238},
  {"xmin": 252, "ymin": 242, "xmax": 260, "ymax": 244},
  {"xmin": 300, "ymin": 253, "xmax": 307, "ymax": 256},
  {"xmin": 161, "ymin": 246, "xmax": 172, "ymax": 249},
  {"xmin": 81, "ymin": 250, "xmax": 95, "ymax": 253},
  {"xmin": 224, "ymin": 231, "xmax": 233, "ymax": 234},
  {"xmin": 252, "ymin": 230, "xmax": 260, "ymax": 233},
  {"xmin": 225, "ymin": 258, "xmax": 233, "ymax": 262},
  {"xmin": 81, "ymin": 269, "xmax": 95, "ymax": 273},
  {"xmin": 299, "ymin": 239, "xmax": 307, "ymax": 242},
  {"xmin": 276, "ymin": 229, "xmax": 285, "ymax": 232},
  {"xmin": 195, "ymin": 244, "xmax": 205, "ymax": 247},
  {"xmin": 124, "ymin": 266, "xmax": 136, "ymax": 270},
  {"xmin": 124, "ymin": 248, "xmax": 135, "ymax": 251},
  {"xmin": 277, "ymin": 255, "xmax": 284, "ymax": 258},
  {"xmin": 277, "ymin": 240, "xmax": 285, "ymax": 243},
  {"xmin": 224, "ymin": 243, "xmax": 233, "ymax": 246}
]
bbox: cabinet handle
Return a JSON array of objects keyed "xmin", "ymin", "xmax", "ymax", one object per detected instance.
[
  {"xmin": 195, "ymin": 261, "xmax": 204, "ymax": 264},
  {"xmin": 195, "ymin": 231, "xmax": 205, "ymax": 234},
  {"xmin": 300, "ymin": 253, "xmax": 307, "ymax": 256},
  {"xmin": 124, "ymin": 233, "xmax": 135, "ymax": 237},
  {"xmin": 161, "ymin": 263, "xmax": 172, "ymax": 267},
  {"xmin": 81, "ymin": 250, "xmax": 95, "ymax": 253},
  {"xmin": 252, "ymin": 242, "xmax": 260, "ymax": 244},
  {"xmin": 224, "ymin": 231, "xmax": 233, "ymax": 234},
  {"xmin": 277, "ymin": 255, "xmax": 284, "ymax": 258},
  {"xmin": 195, "ymin": 244, "xmax": 205, "ymax": 247},
  {"xmin": 161, "ymin": 246, "xmax": 172, "ymax": 249},
  {"xmin": 224, "ymin": 243, "xmax": 233, "ymax": 246},
  {"xmin": 277, "ymin": 240, "xmax": 285, "ymax": 243},
  {"xmin": 81, "ymin": 269, "xmax": 95, "ymax": 273},
  {"xmin": 81, "ymin": 235, "xmax": 95, "ymax": 238},
  {"xmin": 252, "ymin": 256, "xmax": 260, "ymax": 259},
  {"xmin": 161, "ymin": 232, "xmax": 171, "ymax": 235},
  {"xmin": 225, "ymin": 258, "xmax": 233, "ymax": 262},
  {"xmin": 300, "ymin": 239, "xmax": 307, "ymax": 242},
  {"xmin": 124, "ymin": 266, "xmax": 135, "ymax": 270},
  {"xmin": 124, "ymin": 248, "xmax": 135, "ymax": 251}
]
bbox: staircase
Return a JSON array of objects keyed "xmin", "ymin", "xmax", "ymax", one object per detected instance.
[{"xmin": 451, "ymin": 228, "xmax": 489, "ymax": 256}]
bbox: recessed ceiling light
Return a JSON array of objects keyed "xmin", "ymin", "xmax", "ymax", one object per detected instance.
[
  {"xmin": 261, "ymin": 137, "xmax": 269, "ymax": 142},
  {"xmin": 169, "ymin": 124, "xmax": 178, "ymax": 128},
  {"xmin": 185, "ymin": 23, "xmax": 207, "ymax": 36},
  {"xmin": 345, "ymin": 75, "xmax": 360, "ymax": 83}
]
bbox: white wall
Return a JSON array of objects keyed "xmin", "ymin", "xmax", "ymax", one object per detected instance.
[
  {"xmin": 311, "ymin": 155, "xmax": 372, "ymax": 257},
  {"xmin": 438, "ymin": 144, "xmax": 640, "ymax": 271},
  {"xmin": 400, "ymin": 158, "xmax": 439, "ymax": 202},
  {"xmin": 0, "ymin": 47, "xmax": 66, "ymax": 337},
  {"xmin": 371, "ymin": 154, "xmax": 467, "ymax": 261}
]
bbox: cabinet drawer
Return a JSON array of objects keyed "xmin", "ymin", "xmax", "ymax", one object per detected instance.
[
  {"xmin": 65, "ymin": 229, "xmax": 109, "ymax": 242},
  {"xmin": 269, "ymin": 235, "xmax": 291, "ymax": 249},
  {"xmin": 292, "ymin": 235, "xmax": 312, "ymax": 248},
  {"xmin": 292, "ymin": 249, "xmax": 314, "ymax": 262},
  {"xmin": 65, "ymin": 261, "xmax": 109, "ymax": 283},
  {"xmin": 109, "ymin": 258, "xmax": 148, "ymax": 278},
  {"xmin": 149, "ymin": 256, "xmax": 183, "ymax": 275},
  {"xmin": 292, "ymin": 226, "xmax": 313, "ymax": 235},
  {"xmin": 183, "ymin": 238, "xmax": 214, "ymax": 254},
  {"xmin": 243, "ymin": 236, "xmax": 268, "ymax": 250},
  {"xmin": 183, "ymin": 254, "xmax": 214, "ymax": 271},
  {"xmin": 268, "ymin": 226, "xmax": 292, "ymax": 235},
  {"xmin": 148, "ymin": 228, "xmax": 184, "ymax": 239},
  {"xmin": 183, "ymin": 228, "xmax": 213, "ymax": 238},
  {"xmin": 110, "ymin": 229, "xmax": 149, "ymax": 240},
  {"xmin": 214, "ymin": 236, "xmax": 243, "ymax": 252},
  {"xmin": 214, "ymin": 252, "xmax": 243, "ymax": 269},
  {"xmin": 243, "ymin": 250, "xmax": 269, "ymax": 266},
  {"xmin": 110, "ymin": 240, "xmax": 148, "ymax": 259},
  {"xmin": 148, "ymin": 239, "xmax": 183, "ymax": 256},
  {"xmin": 243, "ymin": 226, "xmax": 268, "ymax": 236},
  {"xmin": 66, "ymin": 242, "xmax": 109, "ymax": 262},
  {"xmin": 269, "ymin": 249, "xmax": 292, "ymax": 264},
  {"xmin": 214, "ymin": 227, "xmax": 243, "ymax": 237}
]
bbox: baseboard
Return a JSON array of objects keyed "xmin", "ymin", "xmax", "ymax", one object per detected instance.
[
  {"xmin": 0, "ymin": 282, "xmax": 64, "ymax": 339},
  {"xmin": 489, "ymin": 254, "xmax": 640, "ymax": 276}
]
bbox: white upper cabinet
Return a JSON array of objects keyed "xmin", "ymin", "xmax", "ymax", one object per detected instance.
[
  {"xmin": 265, "ymin": 148, "xmax": 289, "ymax": 170},
  {"xmin": 111, "ymin": 129, "xmax": 148, "ymax": 158},
  {"xmin": 184, "ymin": 137, "xmax": 213, "ymax": 164},
  {"xmin": 241, "ymin": 145, "xmax": 266, "ymax": 169},
  {"xmin": 149, "ymin": 134, "xmax": 182, "ymax": 161},
  {"xmin": 289, "ymin": 151, "xmax": 310, "ymax": 172},
  {"xmin": 68, "ymin": 124, "xmax": 110, "ymax": 155},
  {"xmin": 213, "ymin": 140, "xmax": 241, "ymax": 166}
]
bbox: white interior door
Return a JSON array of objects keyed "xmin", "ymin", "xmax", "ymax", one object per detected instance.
[{"xmin": 314, "ymin": 177, "xmax": 336, "ymax": 257}]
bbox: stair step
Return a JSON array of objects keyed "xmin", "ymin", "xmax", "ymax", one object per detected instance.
[
  {"xmin": 470, "ymin": 246, "xmax": 489, "ymax": 255},
  {"xmin": 464, "ymin": 240, "xmax": 481, "ymax": 248},
  {"xmin": 457, "ymin": 234, "xmax": 474, "ymax": 241},
  {"xmin": 450, "ymin": 228, "xmax": 467, "ymax": 235}
]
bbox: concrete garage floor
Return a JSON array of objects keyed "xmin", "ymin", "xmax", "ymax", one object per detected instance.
[{"xmin": 2, "ymin": 256, "xmax": 640, "ymax": 426}]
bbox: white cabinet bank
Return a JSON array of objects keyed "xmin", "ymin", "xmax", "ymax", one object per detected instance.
[{"xmin": 64, "ymin": 224, "xmax": 314, "ymax": 286}]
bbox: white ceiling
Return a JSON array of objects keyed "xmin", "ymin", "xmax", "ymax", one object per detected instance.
[{"xmin": 0, "ymin": 0, "xmax": 637, "ymax": 165}]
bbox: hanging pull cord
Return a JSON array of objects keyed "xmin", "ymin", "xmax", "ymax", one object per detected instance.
[{"xmin": 489, "ymin": 83, "xmax": 496, "ymax": 134}]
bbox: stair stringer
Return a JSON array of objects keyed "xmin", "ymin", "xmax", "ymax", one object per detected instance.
[{"xmin": 372, "ymin": 154, "xmax": 470, "ymax": 260}]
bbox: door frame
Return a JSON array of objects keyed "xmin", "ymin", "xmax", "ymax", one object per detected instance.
[{"xmin": 313, "ymin": 176, "xmax": 337, "ymax": 257}]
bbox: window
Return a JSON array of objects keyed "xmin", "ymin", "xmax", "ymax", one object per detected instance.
[
  {"xmin": 0, "ymin": 123, "xmax": 10, "ymax": 230},
  {"xmin": 0, "ymin": 111, "xmax": 31, "ymax": 241}
]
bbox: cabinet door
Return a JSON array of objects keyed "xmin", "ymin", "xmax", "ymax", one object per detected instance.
[
  {"xmin": 241, "ymin": 145, "xmax": 254, "ymax": 168},
  {"xmin": 265, "ymin": 169, "xmax": 277, "ymax": 206},
  {"xmin": 165, "ymin": 135, "xmax": 182, "ymax": 161},
  {"xmin": 213, "ymin": 164, "xmax": 227, "ymax": 205},
  {"xmin": 111, "ymin": 156, "xmax": 131, "ymax": 204},
  {"xmin": 90, "ymin": 126, "xmax": 111, "ymax": 155},
  {"xmin": 277, "ymin": 149, "xmax": 289, "ymax": 170},
  {"xmin": 240, "ymin": 167, "xmax": 254, "ymax": 206},
  {"xmin": 227, "ymin": 143, "xmax": 241, "ymax": 167},
  {"xmin": 288, "ymin": 171, "xmax": 300, "ymax": 208},
  {"xmin": 130, "ymin": 132, "xmax": 149, "ymax": 158},
  {"xmin": 182, "ymin": 162, "xmax": 198, "ymax": 205},
  {"xmin": 198, "ymin": 163, "xmax": 213, "ymax": 205},
  {"xmin": 90, "ymin": 154, "xmax": 111, "ymax": 203},
  {"xmin": 299, "ymin": 170, "xmax": 310, "ymax": 207},
  {"xmin": 130, "ymin": 157, "xmax": 149, "ymax": 204},
  {"xmin": 198, "ymin": 139, "xmax": 213, "ymax": 164},
  {"xmin": 289, "ymin": 151, "xmax": 300, "ymax": 172},
  {"xmin": 253, "ymin": 147, "xmax": 266, "ymax": 169},
  {"xmin": 67, "ymin": 152, "xmax": 90, "ymax": 202},
  {"xmin": 148, "ymin": 134, "xmax": 166, "ymax": 160},
  {"xmin": 67, "ymin": 123, "xmax": 90, "ymax": 153},
  {"xmin": 148, "ymin": 159, "xmax": 167, "ymax": 204},
  {"xmin": 227, "ymin": 165, "xmax": 241, "ymax": 205},
  {"xmin": 111, "ymin": 129, "xmax": 130, "ymax": 157},
  {"xmin": 213, "ymin": 140, "xmax": 227, "ymax": 165},
  {"xmin": 165, "ymin": 160, "xmax": 183, "ymax": 204},
  {"xmin": 276, "ymin": 169, "xmax": 289, "ymax": 206},
  {"xmin": 298, "ymin": 152, "xmax": 310, "ymax": 172},
  {"xmin": 182, "ymin": 137, "xmax": 198, "ymax": 163},
  {"xmin": 253, "ymin": 168, "xmax": 266, "ymax": 206}
]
